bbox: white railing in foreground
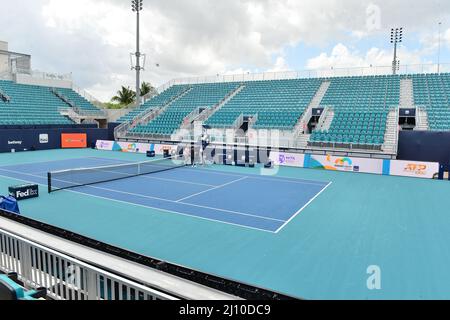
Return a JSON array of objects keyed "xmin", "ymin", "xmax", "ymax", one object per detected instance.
[
  {"xmin": 155, "ymin": 63, "xmax": 450, "ymax": 89},
  {"xmin": 0, "ymin": 226, "xmax": 177, "ymax": 301}
]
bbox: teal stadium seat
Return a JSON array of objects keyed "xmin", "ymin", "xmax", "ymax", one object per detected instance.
[
  {"xmin": 0, "ymin": 80, "xmax": 103, "ymax": 126},
  {"xmin": 309, "ymin": 75, "xmax": 401, "ymax": 149}
]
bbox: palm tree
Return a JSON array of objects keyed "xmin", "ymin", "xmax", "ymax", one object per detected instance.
[
  {"xmin": 111, "ymin": 86, "xmax": 136, "ymax": 105},
  {"xmin": 140, "ymin": 82, "xmax": 157, "ymax": 98}
]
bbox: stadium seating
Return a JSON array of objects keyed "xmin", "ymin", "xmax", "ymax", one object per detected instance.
[
  {"xmin": 117, "ymin": 85, "xmax": 190, "ymax": 123},
  {"xmin": 412, "ymin": 73, "xmax": 450, "ymax": 131},
  {"xmin": 310, "ymin": 75, "xmax": 400, "ymax": 148},
  {"xmin": 205, "ymin": 79, "xmax": 322, "ymax": 130},
  {"xmin": 131, "ymin": 83, "xmax": 240, "ymax": 136},
  {"xmin": 0, "ymin": 80, "xmax": 74, "ymax": 125},
  {"xmin": 55, "ymin": 88, "xmax": 103, "ymax": 115}
]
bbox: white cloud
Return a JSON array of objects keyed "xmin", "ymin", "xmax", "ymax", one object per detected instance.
[
  {"xmin": 306, "ymin": 43, "xmax": 430, "ymax": 71},
  {"xmin": 0, "ymin": 0, "xmax": 449, "ymax": 101}
]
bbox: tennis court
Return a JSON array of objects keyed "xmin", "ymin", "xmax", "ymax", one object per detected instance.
[
  {"xmin": 0, "ymin": 154, "xmax": 330, "ymax": 233},
  {"xmin": 1, "ymin": 148, "xmax": 450, "ymax": 300}
]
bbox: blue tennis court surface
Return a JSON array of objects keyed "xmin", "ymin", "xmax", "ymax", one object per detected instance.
[
  {"xmin": 2, "ymin": 149, "xmax": 450, "ymax": 300},
  {"xmin": 0, "ymin": 156, "xmax": 330, "ymax": 233}
]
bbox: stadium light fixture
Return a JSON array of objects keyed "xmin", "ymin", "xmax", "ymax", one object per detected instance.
[
  {"xmin": 131, "ymin": 0, "xmax": 144, "ymax": 106},
  {"xmin": 390, "ymin": 27, "xmax": 403, "ymax": 75}
]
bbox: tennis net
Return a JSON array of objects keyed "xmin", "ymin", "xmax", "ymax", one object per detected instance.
[{"xmin": 47, "ymin": 155, "xmax": 186, "ymax": 193}]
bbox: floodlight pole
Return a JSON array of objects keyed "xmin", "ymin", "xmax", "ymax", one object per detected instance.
[
  {"xmin": 438, "ymin": 22, "xmax": 442, "ymax": 74},
  {"xmin": 132, "ymin": 0, "xmax": 143, "ymax": 106},
  {"xmin": 390, "ymin": 27, "xmax": 403, "ymax": 75}
]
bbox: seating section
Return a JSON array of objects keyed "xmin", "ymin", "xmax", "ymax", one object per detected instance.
[
  {"xmin": 56, "ymin": 88, "xmax": 103, "ymax": 115},
  {"xmin": 310, "ymin": 111, "xmax": 388, "ymax": 147},
  {"xmin": 131, "ymin": 83, "xmax": 240, "ymax": 136},
  {"xmin": 412, "ymin": 73, "xmax": 450, "ymax": 131},
  {"xmin": 0, "ymin": 80, "xmax": 74, "ymax": 125},
  {"xmin": 117, "ymin": 85, "xmax": 190, "ymax": 123},
  {"xmin": 205, "ymin": 79, "xmax": 322, "ymax": 130},
  {"xmin": 310, "ymin": 75, "xmax": 400, "ymax": 148}
]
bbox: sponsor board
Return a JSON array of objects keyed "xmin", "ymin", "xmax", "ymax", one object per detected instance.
[
  {"xmin": 39, "ymin": 134, "xmax": 49, "ymax": 144},
  {"xmin": 269, "ymin": 151, "xmax": 305, "ymax": 168},
  {"xmin": 96, "ymin": 140, "xmax": 114, "ymax": 150},
  {"xmin": 305, "ymin": 154, "xmax": 384, "ymax": 175},
  {"xmin": 8, "ymin": 141, "xmax": 22, "ymax": 145},
  {"xmin": 389, "ymin": 160, "xmax": 439, "ymax": 179},
  {"xmin": 61, "ymin": 133, "xmax": 87, "ymax": 148},
  {"xmin": 8, "ymin": 184, "xmax": 39, "ymax": 201},
  {"xmin": 95, "ymin": 140, "xmax": 177, "ymax": 155}
]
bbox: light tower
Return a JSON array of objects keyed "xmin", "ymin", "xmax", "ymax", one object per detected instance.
[
  {"xmin": 131, "ymin": 0, "xmax": 143, "ymax": 106},
  {"xmin": 438, "ymin": 22, "xmax": 442, "ymax": 74},
  {"xmin": 390, "ymin": 27, "xmax": 403, "ymax": 75}
]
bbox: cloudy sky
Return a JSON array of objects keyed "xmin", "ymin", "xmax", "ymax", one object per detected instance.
[{"xmin": 1, "ymin": 0, "xmax": 449, "ymax": 101}]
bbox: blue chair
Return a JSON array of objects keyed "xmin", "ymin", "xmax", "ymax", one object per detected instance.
[{"xmin": 0, "ymin": 273, "xmax": 47, "ymax": 300}]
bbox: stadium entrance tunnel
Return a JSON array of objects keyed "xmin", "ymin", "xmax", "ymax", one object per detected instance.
[
  {"xmin": 307, "ymin": 108, "xmax": 324, "ymax": 134},
  {"xmin": 399, "ymin": 108, "xmax": 416, "ymax": 131}
]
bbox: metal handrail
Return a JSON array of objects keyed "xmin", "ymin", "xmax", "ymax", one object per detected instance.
[{"xmin": 0, "ymin": 225, "xmax": 177, "ymax": 301}]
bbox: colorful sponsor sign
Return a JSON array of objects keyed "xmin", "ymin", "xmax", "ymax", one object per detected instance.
[
  {"xmin": 269, "ymin": 151, "xmax": 305, "ymax": 168},
  {"xmin": 61, "ymin": 133, "xmax": 87, "ymax": 148},
  {"xmin": 95, "ymin": 140, "xmax": 177, "ymax": 155},
  {"xmin": 389, "ymin": 160, "xmax": 439, "ymax": 179},
  {"xmin": 305, "ymin": 154, "xmax": 384, "ymax": 175}
]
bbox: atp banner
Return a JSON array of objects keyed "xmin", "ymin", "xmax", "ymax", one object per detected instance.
[
  {"xmin": 95, "ymin": 140, "xmax": 177, "ymax": 155},
  {"xmin": 389, "ymin": 160, "xmax": 439, "ymax": 179},
  {"xmin": 269, "ymin": 151, "xmax": 305, "ymax": 168},
  {"xmin": 61, "ymin": 133, "xmax": 87, "ymax": 148},
  {"xmin": 304, "ymin": 154, "xmax": 384, "ymax": 175}
]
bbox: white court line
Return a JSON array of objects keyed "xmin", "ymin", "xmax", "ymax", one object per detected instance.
[
  {"xmin": 0, "ymin": 168, "xmax": 285, "ymax": 224},
  {"xmin": 175, "ymin": 177, "xmax": 249, "ymax": 202},
  {"xmin": 0, "ymin": 157, "xmax": 97, "ymax": 170},
  {"xmin": 180, "ymin": 166, "xmax": 328, "ymax": 187},
  {"xmin": 274, "ymin": 181, "xmax": 333, "ymax": 234},
  {"xmin": 0, "ymin": 170, "xmax": 278, "ymax": 234},
  {"xmin": 2, "ymin": 156, "xmax": 327, "ymax": 187}
]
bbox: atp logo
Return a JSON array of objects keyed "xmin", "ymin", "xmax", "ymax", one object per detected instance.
[{"xmin": 405, "ymin": 164, "xmax": 427, "ymax": 175}]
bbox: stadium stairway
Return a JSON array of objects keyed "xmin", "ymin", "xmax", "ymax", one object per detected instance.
[
  {"xmin": 416, "ymin": 106, "xmax": 429, "ymax": 130},
  {"xmin": 195, "ymin": 84, "xmax": 246, "ymax": 124},
  {"xmin": 115, "ymin": 86, "xmax": 193, "ymax": 139},
  {"xmin": 172, "ymin": 84, "xmax": 246, "ymax": 141},
  {"xmin": 382, "ymin": 108, "xmax": 399, "ymax": 154},
  {"xmin": 294, "ymin": 80, "xmax": 331, "ymax": 137},
  {"xmin": 400, "ymin": 78, "xmax": 414, "ymax": 107},
  {"xmin": 315, "ymin": 107, "xmax": 335, "ymax": 132}
]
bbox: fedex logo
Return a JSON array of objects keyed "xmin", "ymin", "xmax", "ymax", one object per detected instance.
[{"xmin": 16, "ymin": 189, "xmax": 38, "ymax": 198}]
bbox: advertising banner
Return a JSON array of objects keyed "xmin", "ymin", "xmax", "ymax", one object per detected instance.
[
  {"xmin": 269, "ymin": 151, "xmax": 305, "ymax": 168},
  {"xmin": 61, "ymin": 133, "xmax": 87, "ymax": 148},
  {"xmin": 95, "ymin": 140, "xmax": 177, "ymax": 155},
  {"xmin": 305, "ymin": 154, "xmax": 384, "ymax": 175},
  {"xmin": 389, "ymin": 160, "xmax": 439, "ymax": 179}
]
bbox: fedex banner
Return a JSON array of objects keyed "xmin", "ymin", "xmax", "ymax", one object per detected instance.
[
  {"xmin": 269, "ymin": 151, "xmax": 305, "ymax": 168},
  {"xmin": 389, "ymin": 160, "xmax": 439, "ymax": 179},
  {"xmin": 96, "ymin": 140, "xmax": 177, "ymax": 155},
  {"xmin": 305, "ymin": 154, "xmax": 384, "ymax": 175}
]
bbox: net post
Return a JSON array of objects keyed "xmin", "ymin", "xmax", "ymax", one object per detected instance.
[{"xmin": 47, "ymin": 172, "xmax": 52, "ymax": 194}]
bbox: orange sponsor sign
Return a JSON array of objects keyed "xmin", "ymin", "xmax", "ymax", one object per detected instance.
[{"xmin": 61, "ymin": 133, "xmax": 87, "ymax": 149}]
